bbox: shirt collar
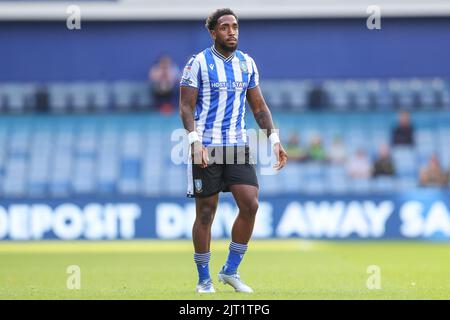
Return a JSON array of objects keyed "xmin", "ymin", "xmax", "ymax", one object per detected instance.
[{"xmin": 211, "ymin": 45, "xmax": 235, "ymax": 62}]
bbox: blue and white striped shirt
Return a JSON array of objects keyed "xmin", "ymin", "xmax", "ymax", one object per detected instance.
[{"xmin": 180, "ymin": 46, "xmax": 260, "ymax": 146}]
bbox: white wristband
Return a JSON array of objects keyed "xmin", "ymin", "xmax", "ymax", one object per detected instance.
[
  {"xmin": 188, "ymin": 131, "xmax": 200, "ymax": 145},
  {"xmin": 269, "ymin": 132, "xmax": 280, "ymax": 146}
]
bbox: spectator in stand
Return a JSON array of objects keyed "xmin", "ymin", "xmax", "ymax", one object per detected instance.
[
  {"xmin": 392, "ymin": 110, "xmax": 415, "ymax": 146},
  {"xmin": 347, "ymin": 148, "xmax": 372, "ymax": 179},
  {"xmin": 284, "ymin": 133, "xmax": 308, "ymax": 162},
  {"xmin": 328, "ymin": 135, "xmax": 347, "ymax": 164},
  {"xmin": 35, "ymin": 85, "xmax": 49, "ymax": 113},
  {"xmin": 149, "ymin": 55, "xmax": 180, "ymax": 113},
  {"xmin": 308, "ymin": 84, "xmax": 328, "ymax": 111},
  {"xmin": 419, "ymin": 154, "xmax": 449, "ymax": 187},
  {"xmin": 308, "ymin": 134, "xmax": 327, "ymax": 162},
  {"xmin": 373, "ymin": 144, "xmax": 395, "ymax": 177}
]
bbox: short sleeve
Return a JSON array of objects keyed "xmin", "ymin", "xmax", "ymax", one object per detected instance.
[
  {"xmin": 248, "ymin": 57, "xmax": 259, "ymax": 89},
  {"xmin": 180, "ymin": 56, "xmax": 201, "ymax": 89}
]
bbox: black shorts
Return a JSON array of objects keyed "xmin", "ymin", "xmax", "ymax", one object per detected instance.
[{"xmin": 187, "ymin": 145, "xmax": 259, "ymax": 198}]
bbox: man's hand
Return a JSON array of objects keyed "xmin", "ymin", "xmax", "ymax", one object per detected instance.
[
  {"xmin": 191, "ymin": 141, "xmax": 209, "ymax": 168},
  {"xmin": 273, "ymin": 142, "xmax": 287, "ymax": 170}
]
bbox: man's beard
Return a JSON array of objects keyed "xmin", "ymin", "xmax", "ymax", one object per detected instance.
[{"xmin": 217, "ymin": 41, "xmax": 237, "ymax": 53}]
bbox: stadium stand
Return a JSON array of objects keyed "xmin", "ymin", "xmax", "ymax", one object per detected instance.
[
  {"xmin": 0, "ymin": 78, "xmax": 448, "ymax": 114},
  {"xmin": 0, "ymin": 111, "xmax": 448, "ymax": 198}
]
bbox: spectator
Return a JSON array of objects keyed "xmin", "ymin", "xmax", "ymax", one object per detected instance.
[
  {"xmin": 308, "ymin": 134, "xmax": 327, "ymax": 162},
  {"xmin": 347, "ymin": 149, "xmax": 372, "ymax": 179},
  {"xmin": 149, "ymin": 55, "xmax": 180, "ymax": 113},
  {"xmin": 392, "ymin": 111, "xmax": 415, "ymax": 145},
  {"xmin": 308, "ymin": 84, "xmax": 328, "ymax": 110},
  {"xmin": 373, "ymin": 144, "xmax": 395, "ymax": 177},
  {"xmin": 419, "ymin": 154, "xmax": 449, "ymax": 187},
  {"xmin": 35, "ymin": 85, "xmax": 49, "ymax": 113},
  {"xmin": 328, "ymin": 136, "xmax": 347, "ymax": 164},
  {"xmin": 284, "ymin": 133, "xmax": 308, "ymax": 162}
]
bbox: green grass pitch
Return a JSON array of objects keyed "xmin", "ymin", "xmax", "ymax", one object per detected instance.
[{"xmin": 0, "ymin": 240, "xmax": 449, "ymax": 300}]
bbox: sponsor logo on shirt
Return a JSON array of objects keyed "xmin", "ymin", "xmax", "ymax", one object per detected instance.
[{"xmin": 210, "ymin": 81, "xmax": 248, "ymax": 91}]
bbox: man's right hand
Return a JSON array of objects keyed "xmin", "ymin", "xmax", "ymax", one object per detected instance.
[{"xmin": 192, "ymin": 141, "xmax": 209, "ymax": 168}]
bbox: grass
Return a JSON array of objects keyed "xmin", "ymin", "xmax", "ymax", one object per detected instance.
[{"xmin": 0, "ymin": 240, "xmax": 449, "ymax": 300}]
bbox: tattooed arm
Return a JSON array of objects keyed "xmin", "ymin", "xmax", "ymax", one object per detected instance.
[
  {"xmin": 179, "ymin": 86, "xmax": 208, "ymax": 167},
  {"xmin": 247, "ymin": 86, "xmax": 276, "ymax": 136},
  {"xmin": 247, "ymin": 86, "xmax": 287, "ymax": 170}
]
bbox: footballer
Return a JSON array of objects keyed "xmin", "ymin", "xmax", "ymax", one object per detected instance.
[{"xmin": 179, "ymin": 8, "xmax": 287, "ymax": 293}]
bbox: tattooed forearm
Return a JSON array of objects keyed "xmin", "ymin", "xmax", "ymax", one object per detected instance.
[
  {"xmin": 254, "ymin": 110, "xmax": 275, "ymax": 136},
  {"xmin": 179, "ymin": 86, "xmax": 198, "ymax": 133},
  {"xmin": 180, "ymin": 106, "xmax": 195, "ymax": 132},
  {"xmin": 247, "ymin": 86, "xmax": 277, "ymax": 136}
]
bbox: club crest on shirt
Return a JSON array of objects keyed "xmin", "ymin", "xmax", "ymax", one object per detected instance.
[
  {"xmin": 194, "ymin": 179, "xmax": 203, "ymax": 193},
  {"xmin": 239, "ymin": 61, "xmax": 249, "ymax": 74},
  {"xmin": 181, "ymin": 67, "xmax": 193, "ymax": 86}
]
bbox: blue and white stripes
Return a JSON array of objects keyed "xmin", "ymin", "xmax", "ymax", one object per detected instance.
[
  {"xmin": 222, "ymin": 242, "xmax": 248, "ymax": 275},
  {"xmin": 229, "ymin": 241, "xmax": 248, "ymax": 254},
  {"xmin": 180, "ymin": 46, "xmax": 259, "ymax": 147},
  {"xmin": 194, "ymin": 252, "xmax": 211, "ymax": 265},
  {"xmin": 194, "ymin": 252, "xmax": 211, "ymax": 282}
]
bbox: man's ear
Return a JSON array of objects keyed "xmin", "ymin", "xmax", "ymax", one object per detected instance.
[{"xmin": 209, "ymin": 30, "xmax": 216, "ymax": 41}]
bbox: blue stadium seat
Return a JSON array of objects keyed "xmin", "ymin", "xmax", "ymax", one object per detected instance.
[
  {"xmin": 28, "ymin": 131, "xmax": 52, "ymax": 196},
  {"xmin": 430, "ymin": 78, "xmax": 449, "ymax": 109},
  {"xmin": 343, "ymin": 80, "xmax": 360, "ymax": 110},
  {"xmin": 280, "ymin": 163, "xmax": 304, "ymax": 192},
  {"xmin": 392, "ymin": 146, "xmax": 417, "ymax": 176},
  {"xmin": 89, "ymin": 82, "xmax": 111, "ymax": 112},
  {"xmin": 325, "ymin": 165, "xmax": 346, "ymax": 179},
  {"xmin": 415, "ymin": 129, "xmax": 437, "ymax": 157},
  {"xmin": 419, "ymin": 79, "xmax": 438, "ymax": 109},
  {"xmin": 121, "ymin": 130, "xmax": 143, "ymax": 158},
  {"xmin": 258, "ymin": 173, "xmax": 280, "ymax": 195},
  {"xmin": 327, "ymin": 179, "xmax": 349, "ymax": 194},
  {"xmin": 112, "ymin": 82, "xmax": 136, "ymax": 111},
  {"xmin": 305, "ymin": 178, "xmax": 326, "ymax": 194},
  {"xmin": 49, "ymin": 83, "xmax": 71, "ymax": 113},
  {"xmin": 324, "ymin": 80, "xmax": 349, "ymax": 111},
  {"xmin": 285, "ymin": 81, "xmax": 310, "ymax": 111},
  {"xmin": 348, "ymin": 178, "xmax": 372, "ymax": 194},
  {"xmin": 374, "ymin": 80, "xmax": 393, "ymax": 111},
  {"xmin": 121, "ymin": 158, "xmax": 140, "ymax": 179},
  {"xmin": 49, "ymin": 145, "xmax": 72, "ymax": 196},
  {"xmin": 117, "ymin": 178, "xmax": 140, "ymax": 195},
  {"xmin": 72, "ymin": 157, "xmax": 96, "ymax": 194},
  {"xmin": 135, "ymin": 82, "xmax": 153, "ymax": 109},
  {"xmin": 53, "ymin": 82, "xmax": 112, "ymax": 113},
  {"xmin": 164, "ymin": 165, "xmax": 186, "ymax": 195},
  {"xmin": 112, "ymin": 81, "xmax": 152, "ymax": 111},
  {"xmin": 373, "ymin": 176, "xmax": 395, "ymax": 193},
  {"xmin": 69, "ymin": 83, "xmax": 91, "ymax": 112},
  {"xmin": 0, "ymin": 128, "xmax": 8, "ymax": 179},
  {"xmin": 97, "ymin": 132, "xmax": 120, "ymax": 194},
  {"xmin": 260, "ymin": 81, "xmax": 284, "ymax": 111},
  {"xmin": 303, "ymin": 163, "xmax": 324, "ymax": 179},
  {"xmin": 2, "ymin": 157, "xmax": 27, "ymax": 196},
  {"xmin": 395, "ymin": 79, "xmax": 415, "ymax": 110},
  {"xmin": 396, "ymin": 177, "xmax": 418, "ymax": 190},
  {"xmin": 0, "ymin": 84, "xmax": 28, "ymax": 113},
  {"xmin": 354, "ymin": 81, "xmax": 371, "ymax": 111}
]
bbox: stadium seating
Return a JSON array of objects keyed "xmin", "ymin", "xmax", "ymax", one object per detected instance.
[
  {"xmin": 0, "ymin": 77, "xmax": 449, "ymax": 113},
  {"xmin": 0, "ymin": 111, "xmax": 449, "ymax": 198}
]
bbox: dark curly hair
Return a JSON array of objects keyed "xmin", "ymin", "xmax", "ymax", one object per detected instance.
[{"xmin": 205, "ymin": 8, "xmax": 238, "ymax": 31}]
